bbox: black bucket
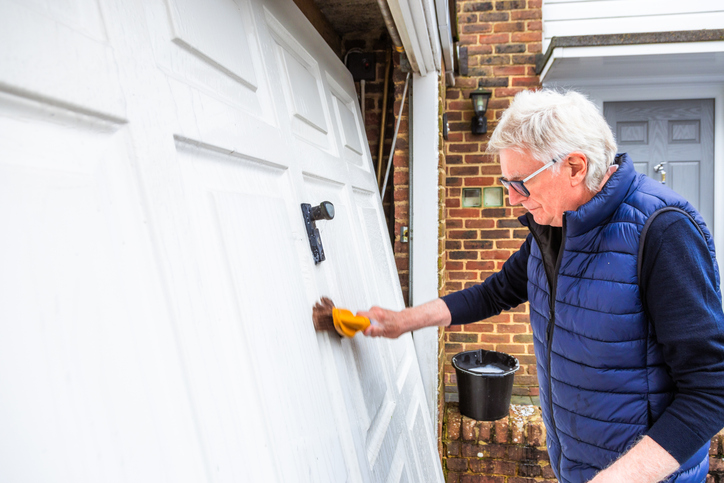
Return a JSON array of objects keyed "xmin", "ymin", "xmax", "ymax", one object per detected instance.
[{"xmin": 452, "ymin": 349, "xmax": 520, "ymax": 421}]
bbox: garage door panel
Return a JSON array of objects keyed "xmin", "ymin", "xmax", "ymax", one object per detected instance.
[
  {"xmin": 1, "ymin": 0, "xmax": 445, "ymax": 480},
  {"xmin": 0, "ymin": 95, "xmax": 207, "ymax": 481},
  {"xmin": 353, "ymin": 191, "xmax": 403, "ymax": 309},
  {"xmin": 266, "ymin": 8, "xmax": 335, "ymax": 152},
  {"xmin": 173, "ymin": 145, "xmax": 349, "ymax": 483},
  {"xmin": 146, "ymin": 0, "xmax": 274, "ymax": 124},
  {"xmin": 0, "ymin": 0, "xmax": 125, "ymax": 120},
  {"xmin": 212, "ymin": 191, "xmax": 348, "ymax": 483},
  {"xmin": 386, "ymin": 439, "xmax": 412, "ymax": 483},
  {"xmin": 165, "ymin": 0, "xmax": 257, "ymax": 89},
  {"xmin": 301, "ymin": 175, "xmax": 377, "ymax": 308},
  {"xmin": 326, "ymin": 74, "xmax": 367, "ymax": 168}
]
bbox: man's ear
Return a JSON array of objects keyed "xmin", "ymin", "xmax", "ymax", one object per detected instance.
[{"xmin": 567, "ymin": 152, "xmax": 588, "ymax": 187}]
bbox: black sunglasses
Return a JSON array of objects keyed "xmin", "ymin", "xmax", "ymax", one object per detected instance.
[{"xmin": 499, "ymin": 157, "xmax": 559, "ymax": 197}]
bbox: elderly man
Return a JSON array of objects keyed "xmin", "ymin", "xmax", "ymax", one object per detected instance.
[{"xmin": 360, "ymin": 90, "xmax": 724, "ymax": 482}]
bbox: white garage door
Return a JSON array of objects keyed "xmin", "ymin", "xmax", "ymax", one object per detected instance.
[{"xmin": 0, "ymin": 1, "xmax": 444, "ymax": 482}]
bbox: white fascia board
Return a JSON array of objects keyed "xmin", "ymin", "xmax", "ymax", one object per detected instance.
[
  {"xmin": 434, "ymin": 0, "xmax": 455, "ymax": 84},
  {"xmin": 410, "ymin": 72, "xmax": 441, "ymax": 435},
  {"xmin": 422, "ymin": 0, "xmax": 442, "ymax": 72},
  {"xmin": 386, "ymin": 0, "xmax": 442, "ymax": 75},
  {"xmin": 540, "ymin": 41, "xmax": 724, "ymax": 82}
]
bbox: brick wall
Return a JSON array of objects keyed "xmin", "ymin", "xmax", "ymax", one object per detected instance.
[
  {"xmin": 390, "ymin": 53, "xmax": 411, "ymax": 306},
  {"xmin": 445, "ymin": 404, "xmax": 724, "ymax": 482},
  {"xmin": 443, "ymin": 0, "xmax": 542, "ymax": 405},
  {"xmin": 710, "ymin": 433, "xmax": 724, "ymax": 482},
  {"xmin": 444, "ymin": 403, "xmax": 556, "ymax": 482}
]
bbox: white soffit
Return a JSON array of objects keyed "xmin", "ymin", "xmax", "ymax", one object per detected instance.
[
  {"xmin": 386, "ymin": 0, "xmax": 441, "ymax": 75},
  {"xmin": 541, "ymin": 41, "xmax": 724, "ymax": 86}
]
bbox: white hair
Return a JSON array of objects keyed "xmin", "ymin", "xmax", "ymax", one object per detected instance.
[{"xmin": 487, "ymin": 89, "xmax": 617, "ymax": 192}]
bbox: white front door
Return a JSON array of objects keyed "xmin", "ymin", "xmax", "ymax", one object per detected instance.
[{"xmin": 0, "ymin": 0, "xmax": 444, "ymax": 482}]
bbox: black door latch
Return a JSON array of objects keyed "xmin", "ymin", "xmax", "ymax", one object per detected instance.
[{"xmin": 301, "ymin": 201, "xmax": 334, "ymax": 264}]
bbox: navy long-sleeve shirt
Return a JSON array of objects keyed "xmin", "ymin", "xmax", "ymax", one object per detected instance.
[{"xmin": 442, "ymin": 211, "xmax": 724, "ymax": 464}]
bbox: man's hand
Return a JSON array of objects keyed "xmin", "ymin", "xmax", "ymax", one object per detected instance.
[
  {"xmin": 357, "ymin": 298, "xmax": 452, "ymax": 339},
  {"xmin": 588, "ymin": 436, "xmax": 679, "ymax": 483},
  {"xmin": 357, "ymin": 306, "xmax": 406, "ymax": 338}
]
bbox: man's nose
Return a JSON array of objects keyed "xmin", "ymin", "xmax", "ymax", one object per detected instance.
[{"xmin": 506, "ymin": 188, "xmax": 526, "ymax": 205}]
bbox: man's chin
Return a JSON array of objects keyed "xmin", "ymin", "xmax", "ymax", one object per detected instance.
[{"xmin": 530, "ymin": 210, "xmax": 552, "ymax": 226}]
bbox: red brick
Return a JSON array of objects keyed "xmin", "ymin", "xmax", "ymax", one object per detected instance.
[
  {"xmin": 458, "ymin": 34, "xmax": 479, "ymax": 45},
  {"xmin": 497, "ymin": 239, "xmax": 526, "ymax": 249},
  {"xmin": 462, "ymin": 23, "xmax": 493, "ymax": 34},
  {"xmin": 479, "ymin": 33, "xmax": 511, "ymax": 44},
  {"xmin": 447, "ymin": 261, "xmax": 464, "ymax": 270},
  {"xmin": 498, "ymin": 344, "xmax": 526, "ymax": 354},
  {"xmin": 449, "ymin": 271, "xmax": 478, "ymax": 281},
  {"xmin": 527, "ymin": 20, "xmax": 542, "ymax": 31},
  {"xmin": 466, "ymin": 261, "xmax": 496, "ymax": 270},
  {"xmin": 512, "ymin": 31, "xmax": 541, "ymax": 43},
  {"xmin": 465, "ymin": 240, "xmax": 494, "ymax": 250},
  {"xmin": 447, "ymin": 458, "xmax": 468, "ymax": 472},
  {"xmin": 480, "ymin": 229, "xmax": 510, "ymax": 239},
  {"xmin": 450, "ymin": 166, "xmax": 480, "ymax": 176},
  {"xmin": 480, "ymin": 334, "xmax": 511, "ymax": 343},
  {"xmin": 498, "ymin": 323, "xmax": 528, "ymax": 333},
  {"xmin": 462, "ymin": 418, "xmax": 478, "ymax": 441},
  {"xmin": 493, "ymin": 65, "xmax": 526, "ymax": 76},
  {"xmin": 450, "ymin": 143, "xmax": 481, "ymax": 153},
  {"xmin": 493, "ymin": 22, "xmax": 525, "ymax": 33},
  {"xmin": 463, "ymin": 323, "xmax": 496, "ymax": 332},
  {"xmin": 450, "ymin": 230, "xmax": 478, "ymax": 240},
  {"xmin": 511, "ymin": 9, "xmax": 541, "ymax": 20},
  {"xmin": 495, "ymin": 87, "xmax": 526, "ymax": 97},
  {"xmin": 463, "ymin": 177, "xmax": 495, "ymax": 186},
  {"xmin": 465, "ymin": 219, "xmax": 496, "ymax": 229},
  {"xmin": 447, "ymin": 219, "xmax": 463, "ymax": 228},
  {"xmin": 461, "ymin": 475, "xmax": 504, "ymax": 483},
  {"xmin": 449, "ymin": 250, "xmax": 479, "ymax": 260},
  {"xmin": 493, "ymin": 460, "xmax": 517, "ymax": 475},
  {"xmin": 467, "ymin": 44, "xmax": 494, "ymax": 55},
  {"xmin": 527, "ymin": 42, "xmax": 542, "ymax": 53},
  {"xmin": 494, "ymin": 418, "xmax": 509, "ymax": 443},
  {"xmin": 511, "ymin": 76, "xmax": 540, "ymax": 87},
  {"xmin": 450, "ymin": 208, "xmax": 482, "ymax": 218},
  {"xmin": 469, "ymin": 459, "xmax": 495, "ymax": 474},
  {"xmin": 480, "ymin": 249, "xmax": 513, "ymax": 260}
]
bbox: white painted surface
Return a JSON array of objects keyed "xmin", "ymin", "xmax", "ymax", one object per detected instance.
[
  {"xmin": 542, "ymin": 0, "xmax": 724, "ymax": 52},
  {"xmin": 540, "ymin": 42, "xmax": 724, "ymax": 85},
  {"xmin": 0, "ymin": 0, "xmax": 444, "ymax": 481},
  {"xmin": 410, "ymin": 72, "xmax": 441, "ymax": 433},
  {"xmin": 386, "ymin": 0, "xmax": 441, "ymax": 75}
]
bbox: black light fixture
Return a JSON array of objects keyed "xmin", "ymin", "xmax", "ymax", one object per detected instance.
[{"xmin": 469, "ymin": 90, "xmax": 492, "ymax": 134}]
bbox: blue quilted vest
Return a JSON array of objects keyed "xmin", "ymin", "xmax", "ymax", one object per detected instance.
[{"xmin": 521, "ymin": 154, "xmax": 717, "ymax": 483}]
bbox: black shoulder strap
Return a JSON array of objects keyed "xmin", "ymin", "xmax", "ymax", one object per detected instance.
[{"xmin": 637, "ymin": 207, "xmax": 707, "ymax": 287}]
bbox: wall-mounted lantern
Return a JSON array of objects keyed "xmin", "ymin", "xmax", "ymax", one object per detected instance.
[{"xmin": 469, "ymin": 90, "xmax": 492, "ymax": 135}]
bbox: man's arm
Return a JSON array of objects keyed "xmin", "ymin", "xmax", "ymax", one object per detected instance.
[
  {"xmin": 588, "ymin": 436, "xmax": 678, "ymax": 483},
  {"xmin": 360, "ymin": 298, "xmax": 451, "ymax": 338},
  {"xmin": 359, "ymin": 234, "xmax": 531, "ymax": 338}
]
